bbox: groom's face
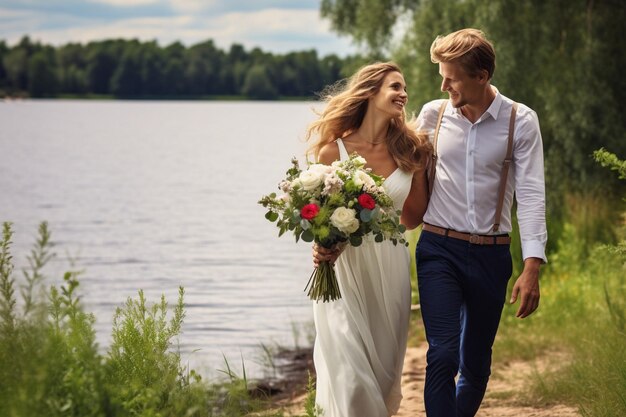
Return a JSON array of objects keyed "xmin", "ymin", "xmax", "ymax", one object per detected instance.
[{"xmin": 438, "ymin": 61, "xmax": 484, "ymax": 108}]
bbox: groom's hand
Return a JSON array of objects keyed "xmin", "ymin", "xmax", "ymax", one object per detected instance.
[{"xmin": 510, "ymin": 257, "xmax": 541, "ymax": 318}]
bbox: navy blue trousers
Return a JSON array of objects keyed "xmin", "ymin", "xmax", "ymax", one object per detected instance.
[{"xmin": 416, "ymin": 230, "xmax": 512, "ymax": 417}]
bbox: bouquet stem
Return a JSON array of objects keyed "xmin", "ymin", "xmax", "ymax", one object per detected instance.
[{"xmin": 305, "ymin": 261, "xmax": 342, "ymax": 302}]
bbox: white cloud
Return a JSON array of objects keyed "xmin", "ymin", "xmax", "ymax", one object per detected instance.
[
  {"xmin": 0, "ymin": 7, "xmax": 88, "ymax": 41},
  {"xmin": 168, "ymin": 0, "xmax": 218, "ymax": 14},
  {"xmin": 200, "ymin": 8, "xmax": 356, "ymax": 55},
  {"xmin": 85, "ymin": 0, "xmax": 161, "ymax": 6},
  {"xmin": 0, "ymin": 4, "xmax": 357, "ymax": 56},
  {"xmin": 85, "ymin": 0, "xmax": 219, "ymax": 12},
  {"xmin": 212, "ymin": 9, "xmax": 327, "ymax": 34},
  {"xmin": 7, "ymin": 15, "xmax": 195, "ymax": 46},
  {"xmin": 0, "ymin": 6, "xmax": 43, "ymax": 21}
]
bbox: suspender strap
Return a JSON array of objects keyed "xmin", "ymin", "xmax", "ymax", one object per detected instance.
[
  {"xmin": 428, "ymin": 100, "xmax": 518, "ymax": 233},
  {"xmin": 427, "ymin": 100, "xmax": 447, "ymax": 197},
  {"xmin": 492, "ymin": 102, "xmax": 518, "ymax": 232}
]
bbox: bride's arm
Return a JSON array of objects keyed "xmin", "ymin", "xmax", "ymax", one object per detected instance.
[{"xmin": 401, "ymin": 168, "xmax": 429, "ymax": 230}]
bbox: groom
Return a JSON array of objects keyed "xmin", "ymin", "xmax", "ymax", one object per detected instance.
[{"xmin": 415, "ymin": 28, "xmax": 547, "ymax": 416}]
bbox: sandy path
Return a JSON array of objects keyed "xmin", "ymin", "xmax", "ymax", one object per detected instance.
[
  {"xmin": 397, "ymin": 344, "xmax": 580, "ymax": 417},
  {"xmin": 274, "ymin": 343, "xmax": 580, "ymax": 417}
]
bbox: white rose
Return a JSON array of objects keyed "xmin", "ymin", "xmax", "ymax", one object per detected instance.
[
  {"xmin": 330, "ymin": 207, "xmax": 360, "ymax": 234},
  {"xmin": 308, "ymin": 163, "xmax": 333, "ymax": 175},
  {"xmin": 298, "ymin": 169, "xmax": 324, "ymax": 191},
  {"xmin": 354, "ymin": 156, "xmax": 367, "ymax": 165},
  {"xmin": 353, "ymin": 170, "xmax": 376, "ymax": 188}
]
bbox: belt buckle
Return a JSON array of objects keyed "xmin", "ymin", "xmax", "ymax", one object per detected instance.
[{"xmin": 469, "ymin": 234, "xmax": 481, "ymax": 244}]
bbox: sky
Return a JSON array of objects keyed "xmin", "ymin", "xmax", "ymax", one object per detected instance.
[{"xmin": 0, "ymin": 0, "xmax": 360, "ymax": 57}]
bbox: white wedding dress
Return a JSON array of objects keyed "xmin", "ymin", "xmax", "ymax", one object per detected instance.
[{"xmin": 313, "ymin": 138, "xmax": 413, "ymax": 417}]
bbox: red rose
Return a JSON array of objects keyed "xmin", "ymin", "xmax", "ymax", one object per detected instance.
[
  {"xmin": 301, "ymin": 203, "xmax": 320, "ymax": 220},
  {"xmin": 358, "ymin": 193, "xmax": 376, "ymax": 210}
]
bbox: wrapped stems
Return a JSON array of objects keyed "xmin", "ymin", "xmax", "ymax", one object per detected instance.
[{"xmin": 304, "ymin": 261, "xmax": 341, "ymax": 302}]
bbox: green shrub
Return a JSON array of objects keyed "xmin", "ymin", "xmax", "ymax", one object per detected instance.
[{"xmin": 0, "ymin": 221, "xmax": 282, "ymax": 417}]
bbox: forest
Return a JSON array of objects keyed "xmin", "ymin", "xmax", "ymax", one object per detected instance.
[
  {"xmin": 318, "ymin": 0, "xmax": 626, "ymax": 203},
  {"xmin": 0, "ymin": 36, "xmax": 363, "ymax": 99}
]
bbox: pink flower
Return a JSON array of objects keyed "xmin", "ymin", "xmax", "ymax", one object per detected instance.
[
  {"xmin": 358, "ymin": 193, "xmax": 376, "ymax": 210},
  {"xmin": 301, "ymin": 203, "xmax": 320, "ymax": 220}
]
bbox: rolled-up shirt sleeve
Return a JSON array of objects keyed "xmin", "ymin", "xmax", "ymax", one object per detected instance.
[
  {"xmin": 417, "ymin": 99, "xmax": 446, "ymax": 136},
  {"xmin": 513, "ymin": 108, "xmax": 548, "ymax": 263}
]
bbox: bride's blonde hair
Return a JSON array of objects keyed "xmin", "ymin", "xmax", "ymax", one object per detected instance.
[{"xmin": 305, "ymin": 61, "xmax": 431, "ymax": 172}]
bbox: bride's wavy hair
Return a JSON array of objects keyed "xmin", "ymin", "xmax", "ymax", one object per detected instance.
[{"xmin": 305, "ymin": 61, "xmax": 431, "ymax": 172}]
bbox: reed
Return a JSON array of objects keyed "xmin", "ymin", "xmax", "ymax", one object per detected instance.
[{"xmin": 303, "ymin": 371, "xmax": 322, "ymax": 417}]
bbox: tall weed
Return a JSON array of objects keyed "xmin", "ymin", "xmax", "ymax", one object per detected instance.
[
  {"xmin": 494, "ymin": 149, "xmax": 626, "ymax": 416},
  {"xmin": 0, "ymin": 221, "xmax": 284, "ymax": 417}
]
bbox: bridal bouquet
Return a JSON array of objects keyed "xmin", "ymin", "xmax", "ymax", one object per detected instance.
[{"xmin": 258, "ymin": 153, "xmax": 407, "ymax": 302}]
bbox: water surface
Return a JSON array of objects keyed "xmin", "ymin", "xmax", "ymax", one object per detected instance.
[{"xmin": 0, "ymin": 99, "xmax": 322, "ymax": 378}]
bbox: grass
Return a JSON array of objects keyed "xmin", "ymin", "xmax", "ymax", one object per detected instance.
[
  {"xmin": 491, "ymin": 190, "xmax": 626, "ymax": 416},
  {"xmin": 0, "ymin": 221, "xmax": 314, "ymax": 417}
]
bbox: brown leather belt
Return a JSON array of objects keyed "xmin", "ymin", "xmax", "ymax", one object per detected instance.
[{"xmin": 423, "ymin": 223, "xmax": 511, "ymax": 245}]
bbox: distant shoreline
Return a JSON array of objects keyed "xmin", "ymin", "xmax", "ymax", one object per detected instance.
[{"xmin": 3, "ymin": 94, "xmax": 316, "ymax": 102}]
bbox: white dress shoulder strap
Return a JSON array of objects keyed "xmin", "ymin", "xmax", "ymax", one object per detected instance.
[{"xmin": 335, "ymin": 138, "xmax": 349, "ymax": 161}]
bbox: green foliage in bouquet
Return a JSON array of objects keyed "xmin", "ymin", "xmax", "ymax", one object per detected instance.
[{"xmin": 259, "ymin": 154, "xmax": 408, "ymax": 302}]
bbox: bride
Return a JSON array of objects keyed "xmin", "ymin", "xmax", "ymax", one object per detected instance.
[{"xmin": 306, "ymin": 62, "xmax": 431, "ymax": 416}]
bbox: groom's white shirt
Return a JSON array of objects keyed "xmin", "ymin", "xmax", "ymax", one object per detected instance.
[{"xmin": 417, "ymin": 88, "xmax": 548, "ymax": 262}]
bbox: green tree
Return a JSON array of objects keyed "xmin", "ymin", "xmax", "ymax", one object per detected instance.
[
  {"xmin": 0, "ymin": 41, "xmax": 8, "ymax": 90},
  {"xmin": 28, "ymin": 48, "xmax": 58, "ymax": 97},
  {"xmin": 320, "ymin": 0, "xmax": 411, "ymax": 56},
  {"xmin": 110, "ymin": 44, "xmax": 142, "ymax": 97},
  {"xmin": 163, "ymin": 42, "xmax": 186, "ymax": 95},
  {"xmin": 185, "ymin": 40, "xmax": 222, "ymax": 95},
  {"xmin": 139, "ymin": 41, "xmax": 165, "ymax": 95},
  {"xmin": 57, "ymin": 43, "xmax": 88, "ymax": 94},
  {"xmin": 321, "ymin": 0, "xmax": 626, "ymax": 248},
  {"xmin": 86, "ymin": 41, "xmax": 120, "ymax": 94},
  {"xmin": 3, "ymin": 47, "xmax": 29, "ymax": 92},
  {"xmin": 278, "ymin": 50, "xmax": 323, "ymax": 96},
  {"xmin": 225, "ymin": 44, "xmax": 247, "ymax": 94},
  {"xmin": 162, "ymin": 58, "xmax": 185, "ymax": 95},
  {"xmin": 241, "ymin": 64, "xmax": 278, "ymax": 99},
  {"xmin": 320, "ymin": 53, "xmax": 344, "ymax": 87}
]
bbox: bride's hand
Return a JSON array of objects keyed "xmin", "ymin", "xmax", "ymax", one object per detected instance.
[{"xmin": 312, "ymin": 243, "xmax": 346, "ymax": 267}]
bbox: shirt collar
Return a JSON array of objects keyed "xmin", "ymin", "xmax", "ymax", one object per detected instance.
[
  {"xmin": 449, "ymin": 86, "xmax": 504, "ymax": 122},
  {"xmin": 485, "ymin": 86, "xmax": 503, "ymax": 120}
]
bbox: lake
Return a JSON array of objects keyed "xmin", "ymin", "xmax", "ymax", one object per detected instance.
[{"xmin": 0, "ymin": 99, "xmax": 323, "ymax": 378}]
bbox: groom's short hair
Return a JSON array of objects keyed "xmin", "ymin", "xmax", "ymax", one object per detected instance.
[{"xmin": 430, "ymin": 28, "xmax": 496, "ymax": 80}]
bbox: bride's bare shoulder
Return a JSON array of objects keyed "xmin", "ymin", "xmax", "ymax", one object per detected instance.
[{"xmin": 318, "ymin": 141, "xmax": 340, "ymax": 165}]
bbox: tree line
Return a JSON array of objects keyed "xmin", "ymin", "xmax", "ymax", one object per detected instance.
[{"xmin": 0, "ymin": 36, "xmax": 365, "ymax": 99}]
